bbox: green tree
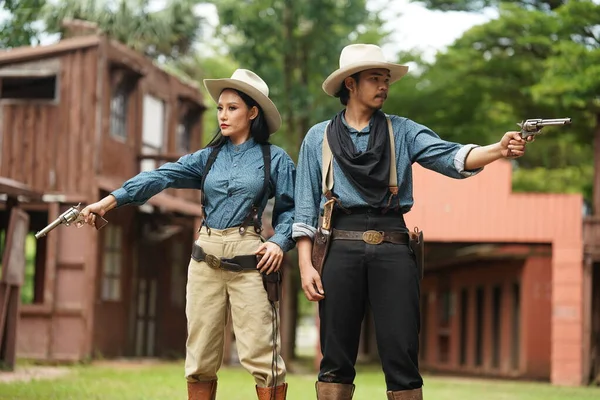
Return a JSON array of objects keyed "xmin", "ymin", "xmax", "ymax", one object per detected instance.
[
  {"xmin": 388, "ymin": 1, "xmax": 598, "ymax": 205},
  {"xmin": 212, "ymin": 0, "xmax": 389, "ymax": 158},
  {"xmin": 413, "ymin": 0, "xmax": 565, "ymax": 12},
  {"xmin": 43, "ymin": 0, "xmax": 204, "ymax": 60},
  {"xmin": 0, "ymin": 0, "xmax": 46, "ymax": 48}
]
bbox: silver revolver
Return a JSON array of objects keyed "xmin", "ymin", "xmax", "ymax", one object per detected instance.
[
  {"xmin": 35, "ymin": 203, "xmax": 108, "ymax": 239},
  {"xmin": 517, "ymin": 118, "xmax": 572, "ymax": 139}
]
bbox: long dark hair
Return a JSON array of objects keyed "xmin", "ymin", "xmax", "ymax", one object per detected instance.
[{"xmin": 206, "ymin": 89, "xmax": 270, "ymax": 148}]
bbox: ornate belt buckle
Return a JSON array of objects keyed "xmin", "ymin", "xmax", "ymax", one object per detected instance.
[
  {"xmin": 362, "ymin": 230, "xmax": 384, "ymax": 245},
  {"xmin": 204, "ymin": 254, "xmax": 221, "ymax": 269}
]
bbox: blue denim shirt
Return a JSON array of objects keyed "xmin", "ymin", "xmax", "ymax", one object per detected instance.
[
  {"xmin": 292, "ymin": 113, "xmax": 482, "ymax": 239},
  {"xmin": 111, "ymin": 138, "xmax": 296, "ymax": 252}
]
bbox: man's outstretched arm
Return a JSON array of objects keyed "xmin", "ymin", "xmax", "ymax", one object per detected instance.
[{"xmin": 465, "ymin": 131, "xmax": 531, "ymax": 170}]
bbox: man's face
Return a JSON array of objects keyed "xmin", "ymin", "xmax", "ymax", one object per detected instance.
[{"xmin": 349, "ymin": 68, "xmax": 391, "ymax": 110}]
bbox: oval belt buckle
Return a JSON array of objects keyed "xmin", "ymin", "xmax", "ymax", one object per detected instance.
[
  {"xmin": 204, "ymin": 254, "xmax": 221, "ymax": 269},
  {"xmin": 362, "ymin": 230, "xmax": 384, "ymax": 245}
]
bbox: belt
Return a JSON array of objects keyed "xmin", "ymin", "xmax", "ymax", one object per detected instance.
[
  {"xmin": 331, "ymin": 229, "xmax": 409, "ymax": 245},
  {"xmin": 191, "ymin": 243, "xmax": 258, "ymax": 272}
]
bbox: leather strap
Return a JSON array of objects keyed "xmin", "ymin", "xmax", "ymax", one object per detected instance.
[
  {"xmin": 191, "ymin": 243, "xmax": 257, "ymax": 272},
  {"xmin": 331, "ymin": 228, "xmax": 409, "ymax": 245}
]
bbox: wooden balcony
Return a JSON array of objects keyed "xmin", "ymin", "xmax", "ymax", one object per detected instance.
[{"xmin": 584, "ymin": 216, "xmax": 600, "ymax": 258}]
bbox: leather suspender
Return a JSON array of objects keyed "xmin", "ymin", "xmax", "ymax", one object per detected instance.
[
  {"xmin": 199, "ymin": 143, "xmax": 271, "ymax": 235},
  {"xmin": 240, "ymin": 144, "xmax": 271, "ymax": 234}
]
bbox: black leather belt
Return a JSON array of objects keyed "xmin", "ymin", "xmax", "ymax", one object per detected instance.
[
  {"xmin": 332, "ymin": 229, "xmax": 409, "ymax": 245},
  {"xmin": 191, "ymin": 243, "xmax": 258, "ymax": 272}
]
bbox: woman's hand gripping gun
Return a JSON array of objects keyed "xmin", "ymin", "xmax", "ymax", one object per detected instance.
[{"xmin": 34, "ymin": 203, "xmax": 108, "ymax": 239}]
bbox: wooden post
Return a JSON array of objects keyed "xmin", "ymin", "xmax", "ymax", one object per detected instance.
[{"xmin": 0, "ymin": 206, "xmax": 30, "ymax": 370}]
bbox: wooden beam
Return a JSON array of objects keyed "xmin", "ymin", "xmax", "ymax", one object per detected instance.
[{"xmin": 0, "ymin": 177, "xmax": 42, "ymax": 200}]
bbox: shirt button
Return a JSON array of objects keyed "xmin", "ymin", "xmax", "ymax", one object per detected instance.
[{"xmin": 233, "ymin": 164, "xmax": 237, "ymax": 167}]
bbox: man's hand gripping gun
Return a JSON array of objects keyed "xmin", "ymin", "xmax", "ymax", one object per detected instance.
[
  {"xmin": 34, "ymin": 203, "xmax": 108, "ymax": 239},
  {"xmin": 517, "ymin": 118, "xmax": 572, "ymax": 139}
]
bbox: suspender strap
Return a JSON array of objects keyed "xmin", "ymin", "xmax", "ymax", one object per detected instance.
[
  {"xmin": 199, "ymin": 144, "xmax": 224, "ymax": 232},
  {"xmin": 240, "ymin": 143, "xmax": 271, "ymax": 234},
  {"xmin": 386, "ymin": 117, "xmax": 398, "ymax": 194},
  {"xmin": 321, "ymin": 123, "xmax": 334, "ymax": 198},
  {"xmin": 321, "ymin": 116, "xmax": 397, "ymax": 197}
]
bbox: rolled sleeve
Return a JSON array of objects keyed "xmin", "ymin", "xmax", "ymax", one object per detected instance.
[
  {"xmin": 453, "ymin": 144, "xmax": 484, "ymax": 177},
  {"xmin": 293, "ymin": 125, "xmax": 325, "ymax": 239},
  {"xmin": 292, "ymin": 222, "xmax": 317, "ymax": 240},
  {"xmin": 269, "ymin": 152, "xmax": 296, "ymax": 252},
  {"xmin": 110, "ymin": 187, "xmax": 131, "ymax": 207}
]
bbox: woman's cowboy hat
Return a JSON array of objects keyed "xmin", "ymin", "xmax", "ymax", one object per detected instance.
[
  {"xmin": 204, "ymin": 69, "xmax": 282, "ymax": 134},
  {"xmin": 322, "ymin": 44, "xmax": 409, "ymax": 97}
]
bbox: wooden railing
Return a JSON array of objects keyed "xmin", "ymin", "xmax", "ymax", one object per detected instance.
[{"xmin": 583, "ymin": 216, "xmax": 600, "ymax": 254}]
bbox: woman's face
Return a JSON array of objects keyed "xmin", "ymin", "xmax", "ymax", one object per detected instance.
[{"xmin": 217, "ymin": 89, "xmax": 257, "ymax": 144}]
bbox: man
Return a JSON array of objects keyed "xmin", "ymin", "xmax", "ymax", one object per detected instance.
[{"xmin": 292, "ymin": 44, "xmax": 531, "ymax": 400}]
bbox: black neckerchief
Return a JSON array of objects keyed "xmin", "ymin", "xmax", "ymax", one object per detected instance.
[{"xmin": 327, "ymin": 109, "xmax": 390, "ymax": 206}]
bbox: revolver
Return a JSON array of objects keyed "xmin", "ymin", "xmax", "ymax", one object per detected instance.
[
  {"xmin": 35, "ymin": 203, "xmax": 108, "ymax": 239},
  {"xmin": 517, "ymin": 118, "xmax": 572, "ymax": 139}
]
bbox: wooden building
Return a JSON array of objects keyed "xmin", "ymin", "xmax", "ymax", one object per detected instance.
[
  {"xmin": 316, "ymin": 160, "xmax": 591, "ymax": 386},
  {"xmin": 0, "ymin": 28, "xmax": 207, "ymax": 361}
]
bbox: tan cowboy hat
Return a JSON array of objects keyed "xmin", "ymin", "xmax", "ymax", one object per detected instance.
[
  {"xmin": 322, "ymin": 44, "xmax": 410, "ymax": 97},
  {"xmin": 203, "ymin": 69, "xmax": 282, "ymax": 134}
]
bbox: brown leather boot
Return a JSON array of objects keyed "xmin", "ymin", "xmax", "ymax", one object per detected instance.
[
  {"xmin": 256, "ymin": 383, "xmax": 288, "ymax": 399},
  {"xmin": 315, "ymin": 381, "xmax": 355, "ymax": 399},
  {"xmin": 386, "ymin": 387, "xmax": 423, "ymax": 400},
  {"xmin": 187, "ymin": 380, "xmax": 217, "ymax": 400}
]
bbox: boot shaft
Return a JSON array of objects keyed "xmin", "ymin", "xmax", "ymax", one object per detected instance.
[
  {"xmin": 256, "ymin": 383, "xmax": 288, "ymax": 400},
  {"xmin": 386, "ymin": 387, "xmax": 423, "ymax": 400},
  {"xmin": 187, "ymin": 380, "xmax": 217, "ymax": 400},
  {"xmin": 315, "ymin": 381, "xmax": 355, "ymax": 400}
]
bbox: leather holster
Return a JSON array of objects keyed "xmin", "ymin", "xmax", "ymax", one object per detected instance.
[
  {"xmin": 408, "ymin": 228, "xmax": 424, "ymax": 280},
  {"xmin": 262, "ymin": 270, "xmax": 282, "ymax": 302},
  {"xmin": 311, "ymin": 199, "xmax": 336, "ymax": 277},
  {"xmin": 311, "ymin": 225, "xmax": 332, "ymax": 277}
]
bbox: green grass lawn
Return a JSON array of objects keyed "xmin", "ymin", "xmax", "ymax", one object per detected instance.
[{"xmin": 1, "ymin": 359, "xmax": 598, "ymax": 400}]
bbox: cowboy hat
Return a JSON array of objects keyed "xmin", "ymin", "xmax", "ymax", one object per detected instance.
[
  {"xmin": 203, "ymin": 69, "xmax": 282, "ymax": 134},
  {"xmin": 322, "ymin": 44, "xmax": 409, "ymax": 97}
]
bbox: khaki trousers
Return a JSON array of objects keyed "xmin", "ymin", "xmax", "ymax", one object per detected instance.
[{"xmin": 184, "ymin": 226, "xmax": 286, "ymax": 388}]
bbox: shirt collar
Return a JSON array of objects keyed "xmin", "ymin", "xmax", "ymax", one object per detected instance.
[
  {"xmin": 341, "ymin": 111, "xmax": 374, "ymax": 134},
  {"xmin": 226, "ymin": 137, "xmax": 256, "ymax": 153}
]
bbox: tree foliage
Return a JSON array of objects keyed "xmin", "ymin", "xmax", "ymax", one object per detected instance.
[
  {"xmin": 390, "ymin": 0, "xmax": 598, "ymax": 203},
  {"xmin": 211, "ymin": 0, "xmax": 389, "ymax": 158},
  {"xmin": 0, "ymin": 0, "xmax": 46, "ymax": 48},
  {"xmin": 43, "ymin": 0, "xmax": 204, "ymax": 60}
]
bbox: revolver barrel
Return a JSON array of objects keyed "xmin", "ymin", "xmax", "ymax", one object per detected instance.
[
  {"xmin": 34, "ymin": 218, "xmax": 63, "ymax": 239},
  {"xmin": 34, "ymin": 203, "xmax": 82, "ymax": 239},
  {"xmin": 538, "ymin": 118, "xmax": 572, "ymax": 126},
  {"xmin": 518, "ymin": 118, "xmax": 572, "ymax": 138}
]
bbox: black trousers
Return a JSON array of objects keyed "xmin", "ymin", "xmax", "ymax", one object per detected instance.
[{"xmin": 318, "ymin": 208, "xmax": 422, "ymax": 391}]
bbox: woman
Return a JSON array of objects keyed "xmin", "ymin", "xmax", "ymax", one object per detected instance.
[{"xmin": 81, "ymin": 69, "xmax": 295, "ymax": 400}]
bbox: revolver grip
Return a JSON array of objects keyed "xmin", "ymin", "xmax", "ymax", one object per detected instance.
[{"xmin": 94, "ymin": 214, "xmax": 109, "ymax": 230}]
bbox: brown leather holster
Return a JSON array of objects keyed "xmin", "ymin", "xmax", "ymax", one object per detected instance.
[
  {"xmin": 311, "ymin": 199, "xmax": 336, "ymax": 276},
  {"xmin": 262, "ymin": 270, "xmax": 282, "ymax": 302},
  {"xmin": 311, "ymin": 226, "xmax": 331, "ymax": 277},
  {"xmin": 408, "ymin": 228, "xmax": 424, "ymax": 280}
]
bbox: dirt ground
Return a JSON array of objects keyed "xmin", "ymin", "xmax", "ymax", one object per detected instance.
[
  {"xmin": 0, "ymin": 365, "xmax": 70, "ymax": 383},
  {"xmin": 0, "ymin": 358, "xmax": 170, "ymax": 383}
]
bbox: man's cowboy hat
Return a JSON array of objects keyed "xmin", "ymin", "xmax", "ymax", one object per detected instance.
[
  {"xmin": 322, "ymin": 44, "xmax": 409, "ymax": 97},
  {"xmin": 204, "ymin": 69, "xmax": 282, "ymax": 134}
]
